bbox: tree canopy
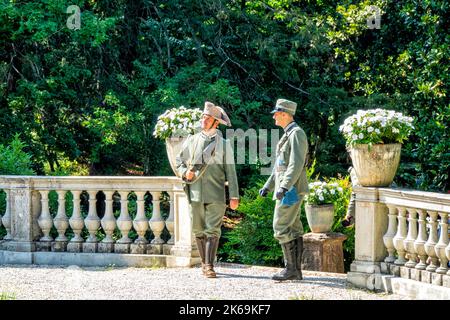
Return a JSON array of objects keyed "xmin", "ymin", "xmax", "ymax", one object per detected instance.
[{"xmin": 1, "ymin": 0, "xmax": 448, "ymax": 191}]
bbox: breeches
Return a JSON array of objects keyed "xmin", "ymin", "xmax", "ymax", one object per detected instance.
[
  {"xmin": 189, "ymin": 202, "xmax": 227, "ymax": 238},
  {"xmin": 273, "ymin": 196, "xmax": 305, "ymax": 244}
]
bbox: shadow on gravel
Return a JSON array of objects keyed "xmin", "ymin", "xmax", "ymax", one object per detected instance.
[{"xmin": 215, "ymin": 272, "xmax": 270, "ymax": 280}]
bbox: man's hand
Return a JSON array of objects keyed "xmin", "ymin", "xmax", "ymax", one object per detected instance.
[
  {"xmin": 275, "ymin": 187, "xmax": 288, "ymax": 200},
  {"xmin": 185, "ymin": 169, "xmax": 196, "ymax": 181},
  {"xmin": 259, "ymin": 187, "xmax": 269, "ymax": 197},
  {"xmin": 229, "ymin": 198, "xmax": 239, "ymax": 210}
]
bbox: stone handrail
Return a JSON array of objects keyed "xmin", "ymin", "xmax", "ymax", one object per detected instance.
[
  {"xmin": 348, "ymin": 186, "xmax": 450, "ymax": 291},
  {"xmin": 0, "ymin": 176, "xmax": 198, "ymax": 267}
]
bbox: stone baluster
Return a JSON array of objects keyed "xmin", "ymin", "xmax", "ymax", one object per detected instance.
[
  {"xmin": 393, "ymin": 206, "xmax": 407, "ymax": 265},
  {"xmin": 67, "ymin": 190, "xmax": 84, "ymax": 252},
  {"xmin": 54, "ymin": 190, "xmax": 69, "ymax": 242},
  {"xmin": 404, "ymin": 208, "xmax": 418, "ymax": 268},
  {"xmin": 100, "ymin": 191, "xmax": 116, "ymax": 244},
  {"xmin": 69, "ymin": 191, "xmax": 84, "ymax": 242},
  {"xmin": 37, "ymin": 190, "xmax": 53, "ymax": 242},
  {"xmin": 116, "ymin": 191, "xmax": 132, "ymax": 244},
  {"xmin": 414, "ymin": 209, "xmax": 428, "ymax": 270},
  {"xmin": 434, "ymin": 212, "xmax": 448, "ymax": 274},
  {"xmin": 165, "ymin": 191, "xmax": 175, "ymax": 244},
  {"xmin": 1, "ymin": 189, "xmax": 12, "ymax": 240},
  {"xmin": 383, "ymin": 205, "xmax": 398, "ymax": 263},
  {"xmin": 424, "ymin": 211, "xmax": 439, "ymax": 272},
  {"xmin": 149, "ymin": 191, "xmax": 165, "ymax": 244},
  {"xmin": 445, "ymin": 225, "xmax": 450, "ymax": 276},
  {"xmin": 133, "ymin": 191, "xmax": 148, "ymax": 244},
  {"xmin": 85, "ymin": 191, "xmax": 100, "ymax": 243}
]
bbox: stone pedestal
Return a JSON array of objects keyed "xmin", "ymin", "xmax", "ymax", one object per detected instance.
[
  {"xmin": 51, "ymin": 241, "xmax": 68, "ymax": 252},
  {"xmin": 301, "ymin": 232, "xmax": 347, "ymax": 273},
  {"xmin": 67, "ymin": 242, "xmax": 83, "ymax": 253},
  {"xmin": 114, "ymin": 243, "xmax": 130, "ymax": 254}
]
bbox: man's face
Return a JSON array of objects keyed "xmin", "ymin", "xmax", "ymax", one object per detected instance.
[
  {"xmin": 201, "ymin": 114, "xmax": 216, "ymax": 130},
  {"xmin": 273, "ymin": 111, "xmax": 285, "ymax": 127}
]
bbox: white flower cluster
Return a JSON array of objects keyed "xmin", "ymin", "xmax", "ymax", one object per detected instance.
[
  {"xmin": 305, "ymin": 181, "xmax": 344, "ymax": 206},
  {"xmin": 153, "ymin": 106, "xmax": 202, "ymax": 140},
  {"xmin": 339, "ymin": 109, "xmax": 414, "ymax": 147}
]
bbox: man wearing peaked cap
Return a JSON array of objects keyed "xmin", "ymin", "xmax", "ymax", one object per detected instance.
[
  {"xmin": 176, "ymin": 101, "xmax": 239, "ymax": 279},
  {"xmin": 260, "ymin": 98, "xmax": 309, "ymax": 281}
]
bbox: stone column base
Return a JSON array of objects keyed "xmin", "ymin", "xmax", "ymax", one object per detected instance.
[
  {"xmin": 82, "ymin": 242, "xmax": 98, "ymax": 253},
  {"xmin": 302, "ymin": 232, "xmax": 347, "ymax": 273},
  {"xmin": 130, "ymin": 243, "xmax": 147, "ymax": 254},
  {"xmin": 147, "ymin": 244, "xmax": 163, "ymax": 254},
  {"xmin": 36, "ymin": 241, "xmax": 52, "ymax": 252},
  {"xmin": 67, "ymin": 242, "xmax": 83, "ymax": 253},
  {"xmin": 52, "ymin": 241, "xmax": 68, "ymax": 252},
  {"xmin": 114, "ymin": 243, "xmax": 131, "ymax": 254},
  {"xmin": 98, "ymin": 243, "xmax": 114, "ymax": 253}
]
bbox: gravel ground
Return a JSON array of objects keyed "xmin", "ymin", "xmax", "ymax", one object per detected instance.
[{"xmin": 0, "ymin": 263, "xmax": 410, "ymax": 300}]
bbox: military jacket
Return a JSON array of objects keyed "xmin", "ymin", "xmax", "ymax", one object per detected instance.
[
  {"xmin": 263, "ymin": 122, "xmax": 309, "ymax": 200},
  {"xmin": 176, "ymin": 131, "xmax": 239, "ymax": 203}
]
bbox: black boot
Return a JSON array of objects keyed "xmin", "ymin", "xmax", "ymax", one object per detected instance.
[
  {"xmin": 195, "ymin": 236, "xmax": 207, "ymax": 275},
  {"xmin": 296, "ymin": 236, "xmax": 303, "ymax": 280},
  {"xmin": 272, "ymin": 239, "xmax": 298, "ymax": 281},
  {"xmin": 205, "ymin": 236, "xmax": 219, "ymax": 278}
]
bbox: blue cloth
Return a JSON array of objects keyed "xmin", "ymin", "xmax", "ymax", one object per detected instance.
[{"xmin": 281, "ymin": 186, "xmax": 299, "ymax": 206}]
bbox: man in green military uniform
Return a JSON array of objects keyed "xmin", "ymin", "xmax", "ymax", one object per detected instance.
[
  {"xmin": 259, "ymin": 98, "xmax": 309, "ymax": 281},
  {"xmin": 176, "ymin": 101, "xmax": 239, "ymax": 278}
]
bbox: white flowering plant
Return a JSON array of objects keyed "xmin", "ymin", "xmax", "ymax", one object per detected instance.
[
  {"xmin": 305, "ymin": 181, "xmax": 344, "ymax": 206},
  {"xmin": 339, "ymin": 109, "xmax": 414, "ymax": 147},
  {"xmin": 153, "ymin": 106, "xmax": 202, "ymax": 140}
]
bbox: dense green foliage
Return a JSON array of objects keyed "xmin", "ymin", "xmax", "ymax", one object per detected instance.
[
  {"xmin": 1, "ymin": 0, "xmax": 448, "ymax": 191},
  {"xmin": 0, "ymin": 134, "xmax": 35, "ymax": 175}
]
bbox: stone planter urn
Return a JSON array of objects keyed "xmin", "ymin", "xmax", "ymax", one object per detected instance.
[
  {"xmin": 165, "ymin": 137, "xmax": 188, "ymax": 178},
  {"xmin": 305, "ymin": 204, "xmax": 335, "ymax": 233},
  {"xmin": 348, "ymin": 143, "xmax": 402, "ymax": 187}
]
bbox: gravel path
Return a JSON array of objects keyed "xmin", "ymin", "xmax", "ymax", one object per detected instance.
[{"xmin": 0, "ymin": 263, "xmax": 409, "ymax": 300}]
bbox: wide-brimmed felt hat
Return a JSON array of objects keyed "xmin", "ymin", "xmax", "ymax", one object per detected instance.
[
  {"xmin": 270, "ymin": 98, "xmax": 297, "ymax": 116},
  {"xmin": 202, "ymin": 101, "xmax": 232, "ymax": 126}
]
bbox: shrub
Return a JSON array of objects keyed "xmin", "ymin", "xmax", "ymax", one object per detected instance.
[
  {"xmin": 0, "ymin": 134, "xmax": 35, "ymax": 175},
  {"xmin": 220, "ymin": 175, "xmax": 356, "ymax": 271},
  {"xmin": 220, "ymin": 180, "xmax": 281, "ymax": 266}
]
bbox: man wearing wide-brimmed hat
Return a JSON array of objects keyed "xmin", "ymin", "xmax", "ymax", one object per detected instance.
[
  {"xmin": 176, "ymin": 101, "xmax": 239, "ymax": 278},
  {"xmin": 259, "ymin": 98, "xmax": 309, "ymax": 281}
]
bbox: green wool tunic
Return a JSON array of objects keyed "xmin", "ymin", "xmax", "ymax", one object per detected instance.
[
  {"xmin": 263, "ymin": 122, "xmax": 309, "ymax": 243},
  {"xmin": 176, "ymin": 131, "xmax": 239, "ymax": 237}
]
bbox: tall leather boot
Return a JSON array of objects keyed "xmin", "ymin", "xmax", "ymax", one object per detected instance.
[
  {"xmin": 272, "ymin": 239, "xmax": 298, "ymax": 281},
  {"xmin": 205, "ymin": 236, "xmax": 219, "ymax": 278},
  {"xmin": 195, "ymin": 236, "xmax": 207, "ymax": 275},
  {"xmin": 296, "ymin": 236, "xmax": 304, "ymax": 280}
]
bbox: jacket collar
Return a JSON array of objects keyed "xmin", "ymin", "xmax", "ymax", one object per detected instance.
[{"xmin": 283, "ymin": 121, "xmax": 297, "ymax": 134}]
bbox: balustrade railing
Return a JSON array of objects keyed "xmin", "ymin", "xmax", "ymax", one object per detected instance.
[
  {"xmin": 0, "ymin": 176, "xmax": 195, "ymax": 266},
  {"xmin": 379, "ymin": 189, "xmax": 450, "ymax": 285}
]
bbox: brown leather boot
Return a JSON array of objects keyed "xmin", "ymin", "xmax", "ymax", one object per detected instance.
[
  {"xmin": 296, "ymin": 236, "xmax": 303, "ymax": 280},
  {"xmin": 205, "ymin": 236, "xmax": 219, "ymax": 278},
  {"xmin": 272, "ymin": 239, "xmax": 298, "ymax": 281},
  {"xmin": 195, "ymin": 236, "xmax": 207, "ymax": 275}
]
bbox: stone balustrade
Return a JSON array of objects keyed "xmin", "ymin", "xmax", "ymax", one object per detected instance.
[
  {"xmin": 379, "ymin": 188, "xmax": 450, "ymax": 287},
  {"xmin": 348, "ymin": 186, "xmax": 450, "ymax": 296},
  {"xmin": 0, "ymin": 176, "xmax": 199, "ymax": 268}
]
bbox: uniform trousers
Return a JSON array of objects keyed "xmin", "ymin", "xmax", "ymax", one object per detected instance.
[
  {"xmin": 190, "ymin": 201, "xmax": 227, "ymax": 238},
  {"xmin": 273, "ymin": 195, "xmax": 305, "ymax": 244}
]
